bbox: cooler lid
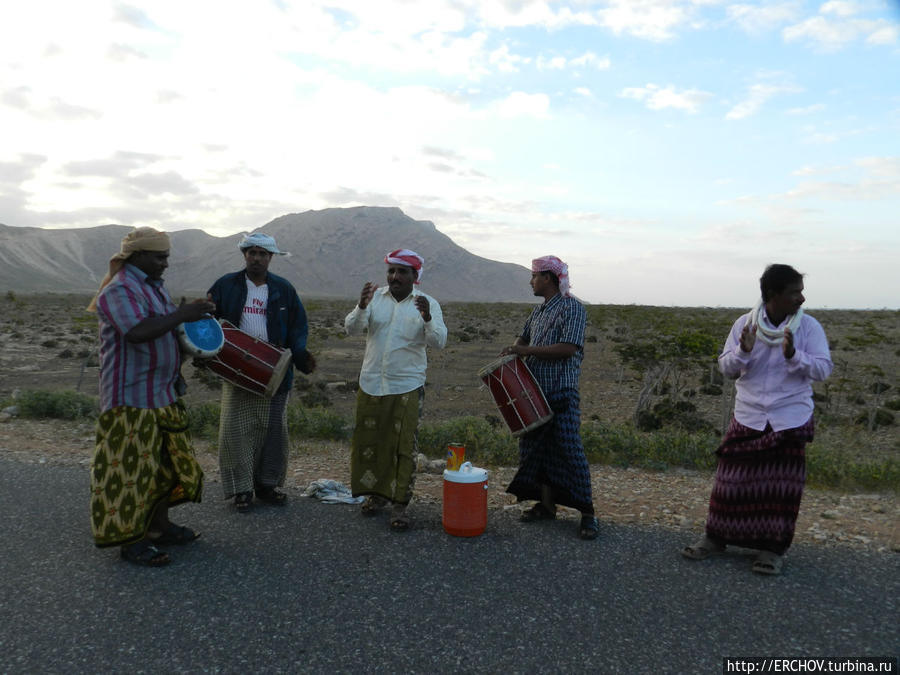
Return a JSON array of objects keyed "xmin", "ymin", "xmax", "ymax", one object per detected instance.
[{"xmin": 443, "ymin": 461, "xmax": 488, "ymax": 484}]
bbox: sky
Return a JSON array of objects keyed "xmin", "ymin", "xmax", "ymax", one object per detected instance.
[{"xmin": 1, "ymin": 0, "xmax": 899, "ymax": 309}]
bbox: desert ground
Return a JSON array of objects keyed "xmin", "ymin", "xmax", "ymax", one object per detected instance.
[{"xmin": 0, "ymin": 293, "xmax": 897, "ymax": 552}]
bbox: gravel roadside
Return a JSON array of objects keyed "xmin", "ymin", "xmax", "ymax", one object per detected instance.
[{"xmin": 2, "ymin": 417, "xmax": 897, "ymax": 554}]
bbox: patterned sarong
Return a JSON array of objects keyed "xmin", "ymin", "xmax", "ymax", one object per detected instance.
[
  {"xmin": 506, "ymin": 388, "xmax": 594, "ymax": 512},
  {"xmin": 90, "ymin": 401, "xmax": 203, "ymax": 548},
  {"xmin": 218, "ymin": 383, "xmax": 289, "ymax": 498},
  {"xmin": 350, "ymin": 388, "xmax": 422, "ymax": 504},
  {"xmin": 705, "ymin": 416, "xmax": 814, "ymax": 555}
]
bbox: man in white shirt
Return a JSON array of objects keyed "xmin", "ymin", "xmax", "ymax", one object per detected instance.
[
  {"xmin": 682, "ymin": 264, "xmax": 833, "ymax": 575},
  {"xmin": 345, "ymin": 249, "xmax": 447, "ymax": 531}
]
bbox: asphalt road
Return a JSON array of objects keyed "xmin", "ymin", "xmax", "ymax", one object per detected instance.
[{"xmin": 0, "ymin": 457, "xmax": 897, "ymax": 674}]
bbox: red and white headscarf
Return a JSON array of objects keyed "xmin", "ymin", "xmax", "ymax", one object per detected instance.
[
  {"xmin": 531, "ymin": 255, "xmax": 571, "ymax": 297},
  {"xmin": 384, "ymin": 249, "xmax": 425, "ymax": 284}
]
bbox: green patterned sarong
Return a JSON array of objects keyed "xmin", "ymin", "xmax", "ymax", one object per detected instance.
[
  {"xmin": 90, "ymin": 401, "xmax": 203, "ymax": 548},
  {"xmin": 350, "ymin": 389, "xmax": 421, "ymax": 504}
]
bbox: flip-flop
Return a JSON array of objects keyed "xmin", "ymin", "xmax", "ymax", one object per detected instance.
[
  {"xmin": 234, "ymin": 492, "xmax": 253, "ymax": 512},
  {"xmin": 579, "ymin": 515, "xmax": 600, "ymax": 540},
  {"xmin": 390, "ymin": 504, "xmax": 411, "ymax": 531},
  {"xmin": 520, "ymin": 503, "xmax": 557, "ymax": 522},
  {"xmin": 752, "ymin": 551, "xmax": 783, "ymax": 575},
  {"xmin": 681, "ymin": 536, "xmax": 726, "ymax": 560},
  {"xmin": 361, "ymin": 495, "xmax": 387, "ymax": 516},
  {"xmin": 121, "ymin": 540, "xmax": 170, "ymax": 567},
  {"xmin": 151, "ymin": 523, "xmax": 200, "ymax": 546}
]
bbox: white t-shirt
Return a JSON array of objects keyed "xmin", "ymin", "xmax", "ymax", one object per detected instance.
[{"xmin": 240, "ymin": 280, "xmax": 268, "ymax": 340}]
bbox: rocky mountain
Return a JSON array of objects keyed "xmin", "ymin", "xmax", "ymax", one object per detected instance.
[{"xmin": 0, "ymin": 207, "xmax": 535, "ymax": 302}]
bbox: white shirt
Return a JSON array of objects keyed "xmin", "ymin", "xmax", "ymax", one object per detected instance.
[
  {"xmin": 719, "ymin": 311, "xmax": 833, "ymax": 431},
  {"xmin": 240, "ymin": 280, "xmax": 268, "ymax": 340},
  {"xmin": 344, "ymin": 287, "xmax": 447, "ymax": 396}
]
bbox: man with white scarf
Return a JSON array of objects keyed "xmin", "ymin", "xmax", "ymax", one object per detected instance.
[{"xmin": 682, "ymin": 263, "xmax": 833, "ymax": 575}]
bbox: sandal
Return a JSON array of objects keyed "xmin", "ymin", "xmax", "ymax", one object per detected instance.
[
  {"xmin": 681, "ymin": 535, "xmax": 726, "ymax": 560},
  {"xmin": 151, "ymin": 523, "xmax": 200, "ymax": 546},
  {"xmin": 579, "ymin": 515, "xmax": 600, "ymax": 540},
  {"xmin": 361, "ymin": 495, "xmax": 387, "ymax": 516},
  {"xmin": 520, "ymin": 503, "xmax": 557, "ymax": 522},
  {"xmin": 121, "ymin": 540, "xmax": 170, "ymax": 567},
  {"xmin": 752, "ymin": 551, "xmax": 783, "ymax": 576},
  {"xmin": 234, "ymin": 492, "xmax": 253, "ymax": 512},
  {"xmin": 390, "ymin": 505, "xmax": 411, "ymax": 532},
  {"xmin": 256, "ymin": 487, "xmax": 287, "ymax": 506}
]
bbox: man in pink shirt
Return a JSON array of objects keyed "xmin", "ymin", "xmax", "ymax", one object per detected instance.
[{"xmin": 682, "ymin": 264, "xmax": 833, "ymax": 575}]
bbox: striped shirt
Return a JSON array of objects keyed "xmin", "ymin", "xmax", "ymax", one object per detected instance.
[
  {"xmin": 521, "ymin": 293, "xmax": 585, "ymax": 394},
  {"xmin": 95, "ymin": 263, "xmax": 181, "ymax": 411}
]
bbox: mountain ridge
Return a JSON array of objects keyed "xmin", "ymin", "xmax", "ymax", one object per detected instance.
[{"xmin": 0, "ymin": 207, "xmax": 535, "ymax": 302}]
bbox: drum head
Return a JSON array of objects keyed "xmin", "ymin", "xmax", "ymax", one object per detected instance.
[
  {"xmin": 477, "ymin": 353, "xmax": 519, "ymax": 379},
  {"xmin": 181, "ymin": 318, "xmax": 225, "ymax": 357}
]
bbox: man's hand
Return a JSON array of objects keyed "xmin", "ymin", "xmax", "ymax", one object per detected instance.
[
  {"xmin": 299, "ymin": 352, "xmax": 317, "ymax": 375},
  {"xmin": 359, "ymin": 282, "xmax": 377, "ymax": 309},
  {"xmin": 414, "ymin": 295, "xmax": 431, "ymax": 322},
  {"xmin": 782, "ymin": 328, "xmax": 796, "ymax": 359},
  {"xmin": 178, "ymin": 297, "xmax": 216, "ymax": 323},
  {"xmin": 739, "ymin": 322, "xmax": 757, "ymax": 353}
]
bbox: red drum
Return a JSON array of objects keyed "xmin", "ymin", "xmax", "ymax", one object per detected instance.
[
  {"xmin": 206, "ymin": 320, "xmax": 293, "ymax": 398},
  {"xmin": 478, "ymin": 355, "xmax": 553, "ymax": 436}
]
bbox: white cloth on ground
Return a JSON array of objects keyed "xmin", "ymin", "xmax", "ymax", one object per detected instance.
[{"xmin": 302, "ymin": 478, "xmax": 365, "ymax": 504}]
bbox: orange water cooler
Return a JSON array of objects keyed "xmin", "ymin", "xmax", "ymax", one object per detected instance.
[{"xmin": 443, "ymin": 462, "xmax": 488, "ymax": 537}]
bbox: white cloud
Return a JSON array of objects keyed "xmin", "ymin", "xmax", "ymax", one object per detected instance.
[
  {"xmin": 537, "ymin": 55, "xmax": 568, "ymax": 70},
  {"xmin": 596, "ymin": 0, "xmax": 693, "ymax": 41},
  {"xmin": 496, "ymin": 91, "xmax": 551, "ymax": 118},
  {"xmin": 489, "ymin": 44, "xmax": 531, "ymax": 73},
  {"xmin": 783, "ymin": 15, "xmax": 898, "ymax": 50},
  {"xmin": 620, "ymin": 83, "xmax": 713, "ymax": 113},
  {"xmin": 819, "ymin": 1, "xmax": 860, "ymax": 18},
  {"xmin": 866, "ymin": 24, "xmax": 899, "ymax": 45},
  {"xmin": 727, "ymin": 2, "xmax": 800, "ymax": 33},
  {"xmin": 726, "ymin": 83, "xmax": 800, "ymax": 120},
  {"xmin": 786, "ymin": 103, "xmax": 826, "ymax": 115},
  {"xmin": 570, "ymin": 51, "xmax": 612, "ymax": 70}
]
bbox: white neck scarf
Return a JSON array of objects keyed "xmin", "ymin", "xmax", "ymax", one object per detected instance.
[{"xmin": 748, "ymin": 298, "xmax": 803, "ymax": 346}]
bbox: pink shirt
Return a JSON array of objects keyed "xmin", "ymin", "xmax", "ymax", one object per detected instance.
[{"xmin": 718, "ymin": 311, "xmax": 833, "ymax": 431}]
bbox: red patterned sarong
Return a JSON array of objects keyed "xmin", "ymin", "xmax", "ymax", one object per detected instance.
[{"xmin": 705, "ymin": 416, "xmax": 814, "ymax": 555}]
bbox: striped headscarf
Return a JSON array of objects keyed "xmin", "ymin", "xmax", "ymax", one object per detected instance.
[
  {"xmin": 531, "ymin": 255, "xmax": 571, "ymax": 297},
  {"xmin": 384, "ymin": 249, "xmax": 424, "ymax": 284}
]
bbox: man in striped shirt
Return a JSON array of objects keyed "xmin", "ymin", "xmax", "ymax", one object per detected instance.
[
  {"xmin": 502, "ymin": 255, "xmax": 599, "ymax": 540},
  {"xmin": 89, "ymin": 227, "xmax": 215, "ymax": 567}
]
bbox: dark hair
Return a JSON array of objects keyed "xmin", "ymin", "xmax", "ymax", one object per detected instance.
[
  {"xmin": 541, "ymin": 270, "xmax": 560, "ymax": 288},
  {"xmin": 760, "ymin": 264, "xmax": 803, "ymax": 301}
]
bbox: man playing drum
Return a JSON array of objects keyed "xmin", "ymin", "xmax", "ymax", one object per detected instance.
[
  {"xmin": 88, "ymin": 227, "xmax": 215, "ymax": 566},
  {"xmin": 501, "ymin": 256, "xmax": 600, "ymax": 540},
  {"xmin": 207, "ymin": 233, "xmax": 315, "ymax": 512},
  {"xmin": 345, "ymin": 249, "xmax": 447, "ymax": 531},
  {"xmin": 682, "ymin": 264, "xmax": 832, "ymax": 575}
]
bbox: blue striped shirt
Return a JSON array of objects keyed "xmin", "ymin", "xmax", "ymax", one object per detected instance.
[
  {"xmin": 95, "ymin": 264, "xmax": 181, "ymax": 411},
  {"xmin": 521, "ymin": 294, "xmax": 585, "ymax": 394}
]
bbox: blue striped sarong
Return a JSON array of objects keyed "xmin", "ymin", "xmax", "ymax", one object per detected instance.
[{"xmin": 506, "ymin": 388, "xmax": 594, "ymax": 512}]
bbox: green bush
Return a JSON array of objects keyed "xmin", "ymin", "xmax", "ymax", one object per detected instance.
[
  {"xmin": 17, "ymin": 390, "xmax": 98, "ymax": 420},
  {"xmin": 806, "ymin": 449, "xmax": 900, "ymax": 492},
  {"xmin": 287, "ymin": 405, "xmax": 349, "ymax": 440},
  {"xmin": 582, "ymin": 421, "xmax": 719, "ymax": 471},
  {"xmin": 417, "ymin": 416, "xmax": 518, "ymax": 466},
  {"xmin": 187, "ymin": 401, "xmax": 221, "ymax": 443}
]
